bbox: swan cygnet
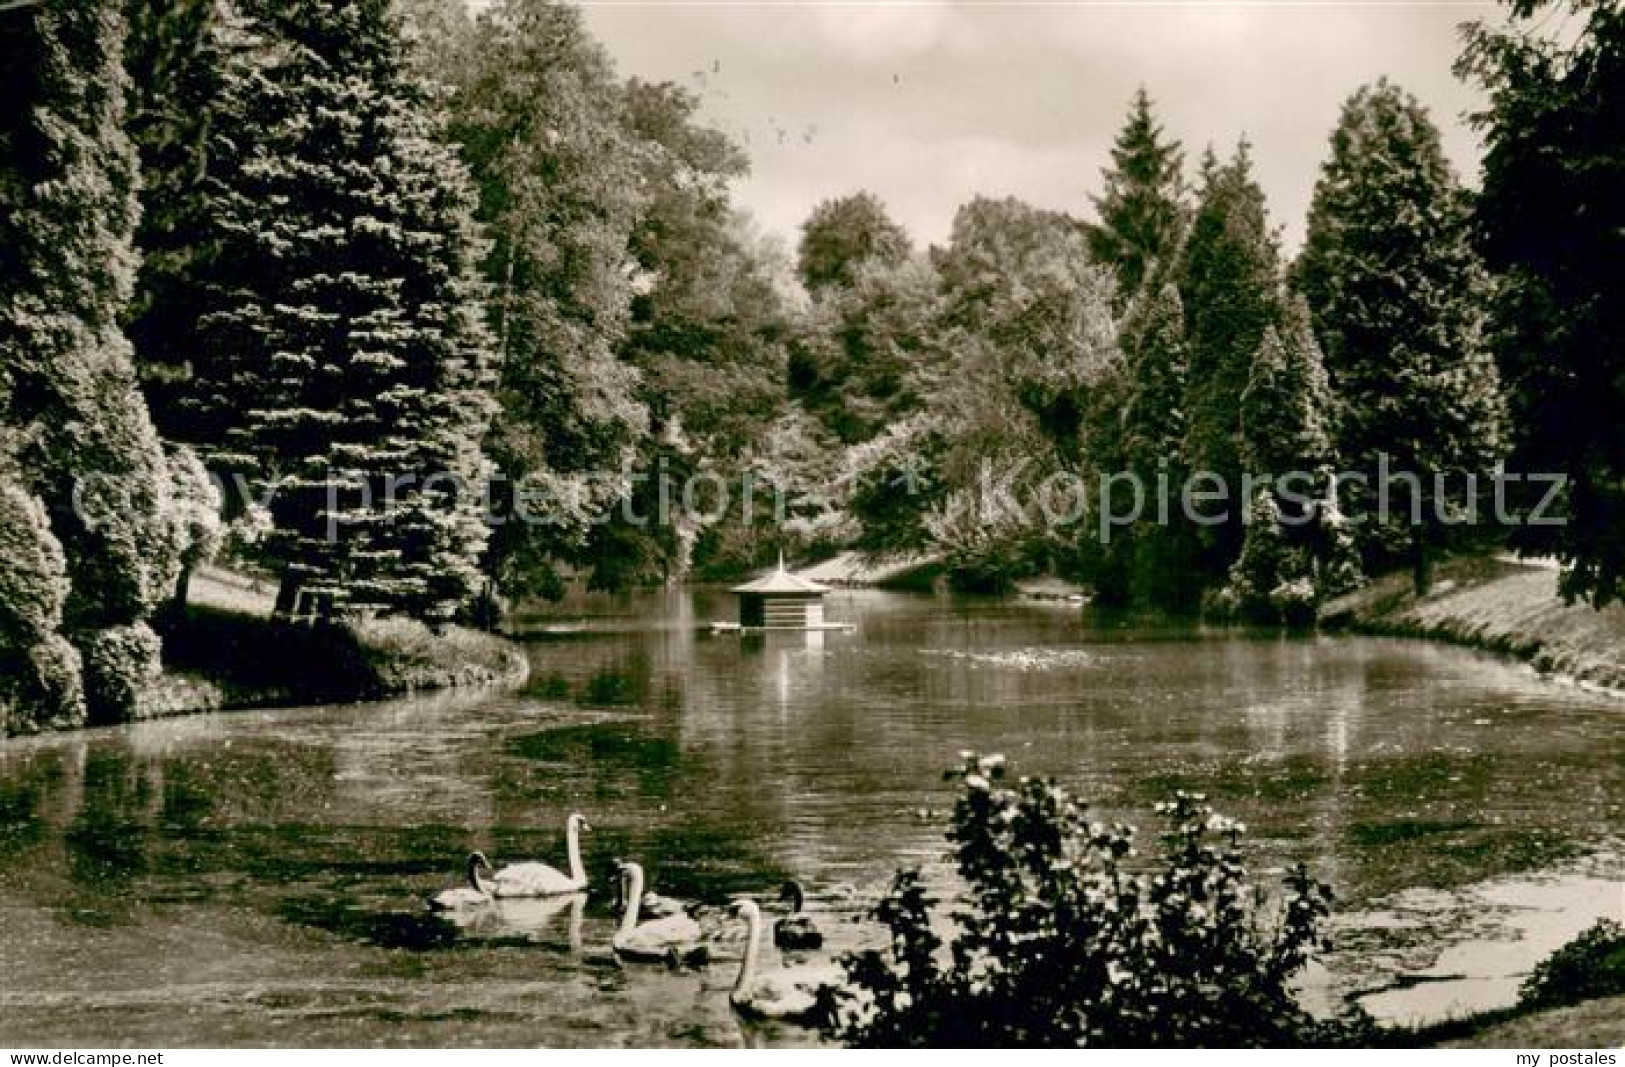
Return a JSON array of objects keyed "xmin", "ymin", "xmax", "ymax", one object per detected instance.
[{"xmin": 427, "ymin": 851, "xmax": 495, "ymax": 911}]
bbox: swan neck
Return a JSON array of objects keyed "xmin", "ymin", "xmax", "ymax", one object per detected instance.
[
  {"xmin": 734, "ymin": 907, "xmax": 762, "ymax": 997},
  {"xmin": 618, "ymin": 866, "xmax": 644, "ymax": 936},
  {"xmin": 469, "ymin": 857, "xmax": 490, "ymax": 895},
  {"xmin": 566, "ymin": 820, "xmax": 584, "ymax": 883}
]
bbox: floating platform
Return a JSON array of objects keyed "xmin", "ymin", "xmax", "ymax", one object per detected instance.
[{"xmin": 708, "ymin": 621, "xmax": 856, "ymax": 635}]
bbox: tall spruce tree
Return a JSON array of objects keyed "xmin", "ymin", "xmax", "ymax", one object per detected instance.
[
  {"xmin": 1177, "ymin": 140, "xmax": 1283, "ymax": 576},
  {"xmin": 196, "ymin": 0, "xmax": 497, "ymax": 622},
  {"xmin": 1090, "ymin": 88, "xmax": 1187, "ymax": 307},
  {"xmin": 1225, "ymin": 298, "xmax": 1358, "ymax": 622},
  {"xmin": 1119, "ymin": 283, "xmax": 1200, "ymax": 609},
  {"xmin": 1238, "ymin": 296, "xmax": 1335, "ymax": 479},
  {"xmin": 1295, "ymin": 79, "xmax": 1506, "ymax": 595},
  {"xmin": 0, "ymin": 0, "xmax": 186, "ymax": 725},
  {"xmin": 1459, "ymin": 1, "xmax": 1625, "ymax": 605}
]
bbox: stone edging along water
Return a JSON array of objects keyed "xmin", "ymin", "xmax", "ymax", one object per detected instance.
[{"xmin": 1319, "ymin": 554, "xmax": 1625, "ymax": 698}]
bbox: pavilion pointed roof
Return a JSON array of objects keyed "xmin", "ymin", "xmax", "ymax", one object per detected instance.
[{"xmin": 730, "ymin": 554, "xmax": 831, "ymax": 595}]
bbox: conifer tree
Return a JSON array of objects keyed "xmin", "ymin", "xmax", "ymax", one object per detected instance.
[
  {"xmin": 1238, "ymin": 296, "xmax": 1334, "ymax": 479},
  {"xmin": 1295, "ymin": 79, "xmax": 1506, "ymax": 594},
  {"xmin": 0, "ymin": 0, "xmax": 186, "ymax": 724},
  {"xmin": 1225, "ymin": 296, "xmax": 1359, "ymax": 620},
  {"xmin": 197, "ymin": 0, "xmax": 497, "ymax": 622},
  {"xmin": 1090, "ymin": 88, "xmax": 1187, "ymax": 306},
  {"xmin": 122, "ymin": 0, "xmax": 257, "ymax": 439},
  {"xmin": 1223, "ymin": 490, "xmax": 1318, "ymax": 624},
  {"xmin": 1119, "ymin": 283, "xmax": 1199, "ymax": 609},
  {"xmin": 1177, "ymin": 140, "xmax": 1283, "ymax": 576}
]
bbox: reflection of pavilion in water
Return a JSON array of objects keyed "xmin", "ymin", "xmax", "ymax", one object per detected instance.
[{"xmin": 742, "ymin": 630, "xmax": 827, "ymax": 711}]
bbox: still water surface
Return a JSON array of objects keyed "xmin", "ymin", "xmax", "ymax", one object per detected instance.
[{"xmin": 1, "ymin": 590, "xmax": 1620, "ymax": 1046}]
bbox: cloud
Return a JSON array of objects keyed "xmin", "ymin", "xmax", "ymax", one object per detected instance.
[
  {"xmin": 579, "ymin": 1, "xmax": 1497, "ymax": 251},
  {"xmin": 812, "ymin": 2, "xmax": 954, "ymax": 62}
]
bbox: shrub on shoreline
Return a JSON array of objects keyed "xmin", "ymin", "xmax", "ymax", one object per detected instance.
[
  {"xmin": 822, "ymin": 752, "xmax": 1373, "ymax": 1047},
  {"xmin": 1520, "ymin": 919, "xmax": 1625, "ymax": 1010}
]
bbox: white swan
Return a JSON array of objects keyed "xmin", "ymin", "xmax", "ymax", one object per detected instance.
[
  {"xmin": 489, "ymin": 812, "xmax": 590, "ymax": 897},
  {"xmin": 427, "ymin": 851, "xmax": 494, "ymax": 911},
  {"xmin": 611, "ymin": 861, "xmax": 704, "ymax": 962},
  {"xmin": 612, "ymin": 862, "xmax": 688, "ymax": 919},
  {"xmin": 730, "ymin": 898, "xmax": 839, "ymax": 1024}
]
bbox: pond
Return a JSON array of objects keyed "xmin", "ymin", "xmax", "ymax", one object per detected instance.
[{"xmin": 0, "ymin": 589, "xmax": 1620, "ymax": 1046}]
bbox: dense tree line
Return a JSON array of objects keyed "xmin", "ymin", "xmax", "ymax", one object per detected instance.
[{"xmin": 3, "ymin": 0, "xmax": 1619, "ymax": 730}]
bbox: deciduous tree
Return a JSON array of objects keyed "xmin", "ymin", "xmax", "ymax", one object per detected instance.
[
  {"xmin": 797, "ymin": 191, "xmax": 912, "ymax": 294},
  {"xmin": 1459, "ymin": 1, "xmax": 1625, "ymax": 605}
]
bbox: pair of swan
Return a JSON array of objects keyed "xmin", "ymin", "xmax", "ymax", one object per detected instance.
[
  {"xmin": 611, "ymin": 860, "xmax": 706, "ymax": 961},
  {"xmin": 731, "ymin": 898, "xmax": 841, "ymax": 1023},
  {"xmin": 610, "ymin": 861, "xmax": 836, "ymax": 1024},
  {"xmin": 427, "ymin": 812, "xmax": 590, "ymax": 910},
  {"xmin": 609, "ymin": 870, "xmax": 824, "ymax": 951}
]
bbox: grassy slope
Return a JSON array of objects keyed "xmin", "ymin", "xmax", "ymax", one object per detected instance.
[
  {"xmin": 1414, "ymin": 995, "xmax": 1625, "ymax": 1049},
  {"xmin": 144, "ymin": 563, "xmax": 527, "ymax": 717},
  {"xmin": 1321, "ymin": 555, "xmax": 1625, "ymax": 692}
]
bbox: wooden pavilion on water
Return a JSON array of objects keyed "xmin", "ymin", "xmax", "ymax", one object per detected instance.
[{"xmin": 717, "ymin": 555, "xmax": 852, "ymax": 633}]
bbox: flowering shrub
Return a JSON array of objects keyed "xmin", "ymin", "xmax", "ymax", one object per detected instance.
[{"xmin": 823, "ymin": 752, "xmax": 1372, "ymax": 1047}]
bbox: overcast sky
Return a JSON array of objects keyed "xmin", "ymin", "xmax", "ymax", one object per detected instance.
[{"xmin": 575, "ymin": 1, "xmax": 1501, "ymax": 253}]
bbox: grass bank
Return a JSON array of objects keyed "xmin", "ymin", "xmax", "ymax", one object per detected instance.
[
  {"xmin": 140, "ymin": 564, "xmax": 528, "ymax": 718},
  {"xmin": 1410, "ymin": 994, "xmax": 1625, "ymax": 1048},
  {"xmin": 794, "ymin": 550, "xmax": 946, "ymax": 590},
  {"xmin": 1320, "ymin": 554, "xmax": 1625, "ymax": 693}
]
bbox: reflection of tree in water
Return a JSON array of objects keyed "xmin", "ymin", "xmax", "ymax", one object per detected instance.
[
  {"xmin": 277, "ymin": 893, "xmax": 462, "ymax": 952},
  {"xmin": 497, "ymin": 619, "xmax": 798, "ymax": 899},
  {"xmin": 64, "ymin": 748, "xmax": 158, "ymax": 897},
  {"xmin": 578, "ymin": 666, "xmax": 647, "ymax": 707},
  {"xmin": 507, "ymin": 722, "xmax": 686, "ymax": 800},
  {"xmin": 0, "ymin": 727, "xmax": 367, "ymax": 921},
  {"xmin": 0, "ymin": 743, "xmax": 167, "ymax": 923},
  {"xmin": 0, "ymin": 772, "xmax": 49, "ymax": 865}
]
